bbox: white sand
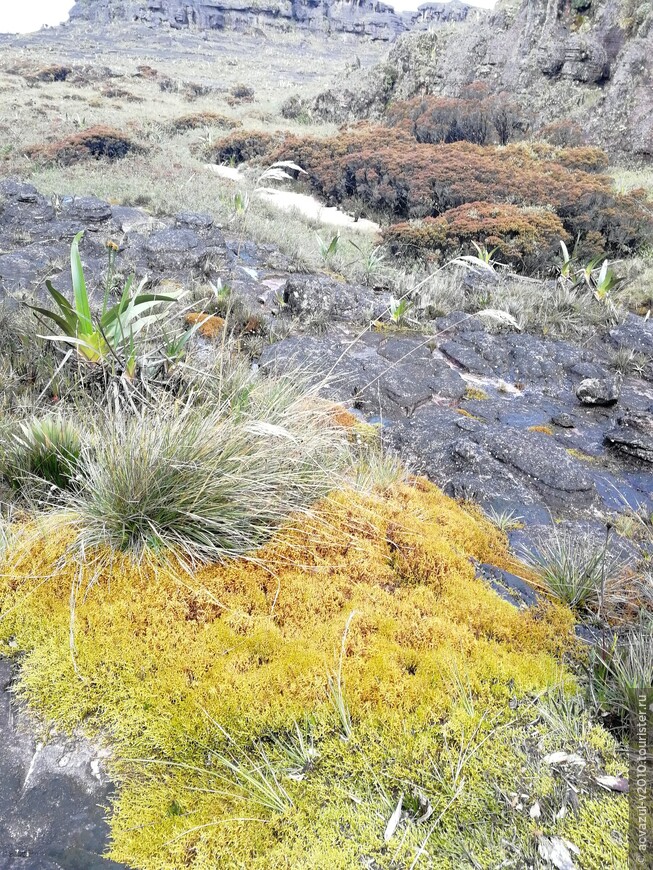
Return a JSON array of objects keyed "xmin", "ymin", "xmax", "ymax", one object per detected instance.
[{"xmin": 206, "ymin": 164, "xmax": 380, "ymax": 234}]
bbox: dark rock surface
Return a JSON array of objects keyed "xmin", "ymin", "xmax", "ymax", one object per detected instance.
[
  {"xmin": 0, "ymin": 661, "xmax": 124, "ymax": 870},
  {"xmin": 477, "ymin": 563, "xmax": 539, "ymax": 610},
  {"xmin": 261, "ymin": 313, "xmax": 653, "ymax": 522},
  {"xmin": 605, "ymin": 410, "xmax": 653, "ymax": 463},
  {"xmin": 0, "ymin": 182, "xmax": 227, "ymax": 304}
]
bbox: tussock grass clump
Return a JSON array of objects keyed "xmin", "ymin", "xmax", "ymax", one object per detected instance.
[
  {"xmin": 519, "ymin": 525, "xmax": 633, "ymax": 616},
  {"xmin": 62, "ymin": 376, "xmax": 353, "ymax": 562},
  {"xmin": 590, "ymin": 626, "xmax": 653, "ymax": 719},
  {"xmin": 0, "ymin": 416, "xmax": 82, "ymax": 496}
]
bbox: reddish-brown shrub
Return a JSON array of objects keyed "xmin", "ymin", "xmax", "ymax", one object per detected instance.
[
  {"xmin": 169, "ymin": 112, "xmax": 241, "ymax": 133},
  {"xmin": 387, "ymin": 96, "xmax": 492, "ymax": 145},
  {"xmin": 266, "ymin": 130, "xmax": 651, "ymax": 257},
  {"xmin": 387, "ymin": 93, "xmax": 523, "ymax": 147},
  {"xmin": 538, "ymin": 119, "xmax": 585, "ymax": 147},
  {"xmin": 26, "ymin": 126, "xmax": 141, "ymax": 164},
  {"xmin": 206, "ymin": 130, "xmax": 286, "ymax": 164},
  {"xmin": 211, "ymin": 125, "xmax": 652, "ymax": 263},
  {"xmin": 505, "ymin": 142, "xmax": 610, "ymax": 173},
  {"xmin": 8, "ymin": 62, "xmax": 72, "ymax": 83},
  {"xmin": 382, "ymin": 202, "xmax": 570, "ymax": 271}
]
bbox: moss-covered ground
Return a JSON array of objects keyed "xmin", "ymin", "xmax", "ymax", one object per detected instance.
[{"xmin": 0, "ymin": 480, "xmax": 627, "ymax": 868}]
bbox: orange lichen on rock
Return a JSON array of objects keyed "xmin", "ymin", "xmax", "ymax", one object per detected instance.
[
  {"xmin": 528, "ymin": 424, "xmax": 555, "ymax": 435},
  {"xmin": 184, "ymin": 312, "xmax": 226, "ymax": 338}
]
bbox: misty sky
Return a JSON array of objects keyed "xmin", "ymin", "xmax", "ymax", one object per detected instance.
[
  {"xmin": 0, "ymin": 0, "xmax": 495, "ymax": 33},
  {"xmin": 0, "ymin": 1, "xmax": 74, "ymax": 33}
]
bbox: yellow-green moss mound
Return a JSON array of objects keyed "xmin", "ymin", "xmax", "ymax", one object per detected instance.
[{"xmin": 0, "ymin": 481, "xmax": 627, "ymax": 868}]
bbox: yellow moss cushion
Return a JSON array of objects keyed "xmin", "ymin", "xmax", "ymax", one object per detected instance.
[{"xmin": 0, "ymin": 480, "xmax": 627, "ymax": 868}]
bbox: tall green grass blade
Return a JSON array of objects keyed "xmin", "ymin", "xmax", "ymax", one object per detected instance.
[{"xmin": 70, "ymin": 231, "xmax": 93, "ymax": 335}]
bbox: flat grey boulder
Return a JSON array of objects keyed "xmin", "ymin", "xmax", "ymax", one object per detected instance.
[
  {"xmin": 608, "ymin": 318, "xmax": 653, "ymax": 356},
  {"xmin": 144, "ymin": 228, "xmax": 206, "ymax": 269},
  {"xmin": 576, "ymin": 373, "xmax": 622, "ymax": 406},
  {"xmin": 60, "ymin": 196, "xmax": 112, "ymax": 223},
  {"xmin": 282, "ymin": 274, "xmax": 390, "ymax": 323},
  {"xmin": 605, "ymin": 410, "xmax": 653, "ymax": 463}
]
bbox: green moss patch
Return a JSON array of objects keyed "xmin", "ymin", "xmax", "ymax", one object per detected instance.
[{"xmin": 0, "ymin": 481, "xmax": 626, "ymax": 868}]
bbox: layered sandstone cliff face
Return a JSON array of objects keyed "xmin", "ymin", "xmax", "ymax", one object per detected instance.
[
  {"xmin": 68, "ymin": 0, "xmax": 473, "ymax": 40},
  {"xmin": 451, "ymin": 0, "xmax": 651, "ymax": 158},
  {"xmin": 306, "ymin": 0, "xmax": 653, "ymax": 158}
]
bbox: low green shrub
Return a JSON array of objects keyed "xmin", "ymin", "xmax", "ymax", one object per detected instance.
[{"xmin": 29, "ymin": 231, "xmax": 181, "ymax": 376}]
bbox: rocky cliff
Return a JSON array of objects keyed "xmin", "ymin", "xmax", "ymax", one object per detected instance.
[
  {"xmin": 68, "ymin": 0, "xmax": 472, "ymax": 40},
  {"xmin": 306, "ymin": 0, "xmax": 653, "ymax": 158}
]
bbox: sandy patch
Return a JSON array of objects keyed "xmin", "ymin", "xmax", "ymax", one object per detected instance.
[{"xmin": 206, "ymin": 164, "xmax": 380, "ymax": 234}]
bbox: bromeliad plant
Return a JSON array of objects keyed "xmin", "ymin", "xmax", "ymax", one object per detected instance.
[
  {"xmin": 557, "ymin": 240, "xmax": 624, "ymax": 304},
  {"xmin": 28, "ymin": 232, "xmax": 181, "ymax": 374}
]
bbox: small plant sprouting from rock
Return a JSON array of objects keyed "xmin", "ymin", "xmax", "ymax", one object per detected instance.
[
  {"xmin": 349, "ymin": 240, "xmax": 387, "ymax": 285},
  {"xmin": 389, "ymin": 296, "xmax": 413, "ymax": 325},
  {"xmin": 519, "ymin": 524, "xmax": 630, "ymax": 615},
  {"xmin": 484, "ymin": 506, "xmax": 524, "ymax": 532},
  {"xmin": 232, "ymin": 190, "xmax": 250, "ymax": 214},
  {"xmin": 557, "ymin": 240, "xmax": 625, "ymax": 307},
  {"xmin": 316, "ymin": 231, "xmax": 341, "ymax": 264}
]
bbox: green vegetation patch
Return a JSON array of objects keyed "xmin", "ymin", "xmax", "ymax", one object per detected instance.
[{"xmin": 0, "ymin": 480, "xmax": 627, "ymax": 868}]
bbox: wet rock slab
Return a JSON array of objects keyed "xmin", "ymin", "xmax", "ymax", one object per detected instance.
[
  {"xmin": 261, "ymin": 314, "xmax": 653, "ymax": 522},
  {"xmin": 0, "ymin": 661, "xmax": 125, "ymax": 870}
]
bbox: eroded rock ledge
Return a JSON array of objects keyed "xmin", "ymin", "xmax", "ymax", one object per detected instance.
[{"xmin": 68, "ymin": 0, "xmax": 473, "ymax": 40}]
